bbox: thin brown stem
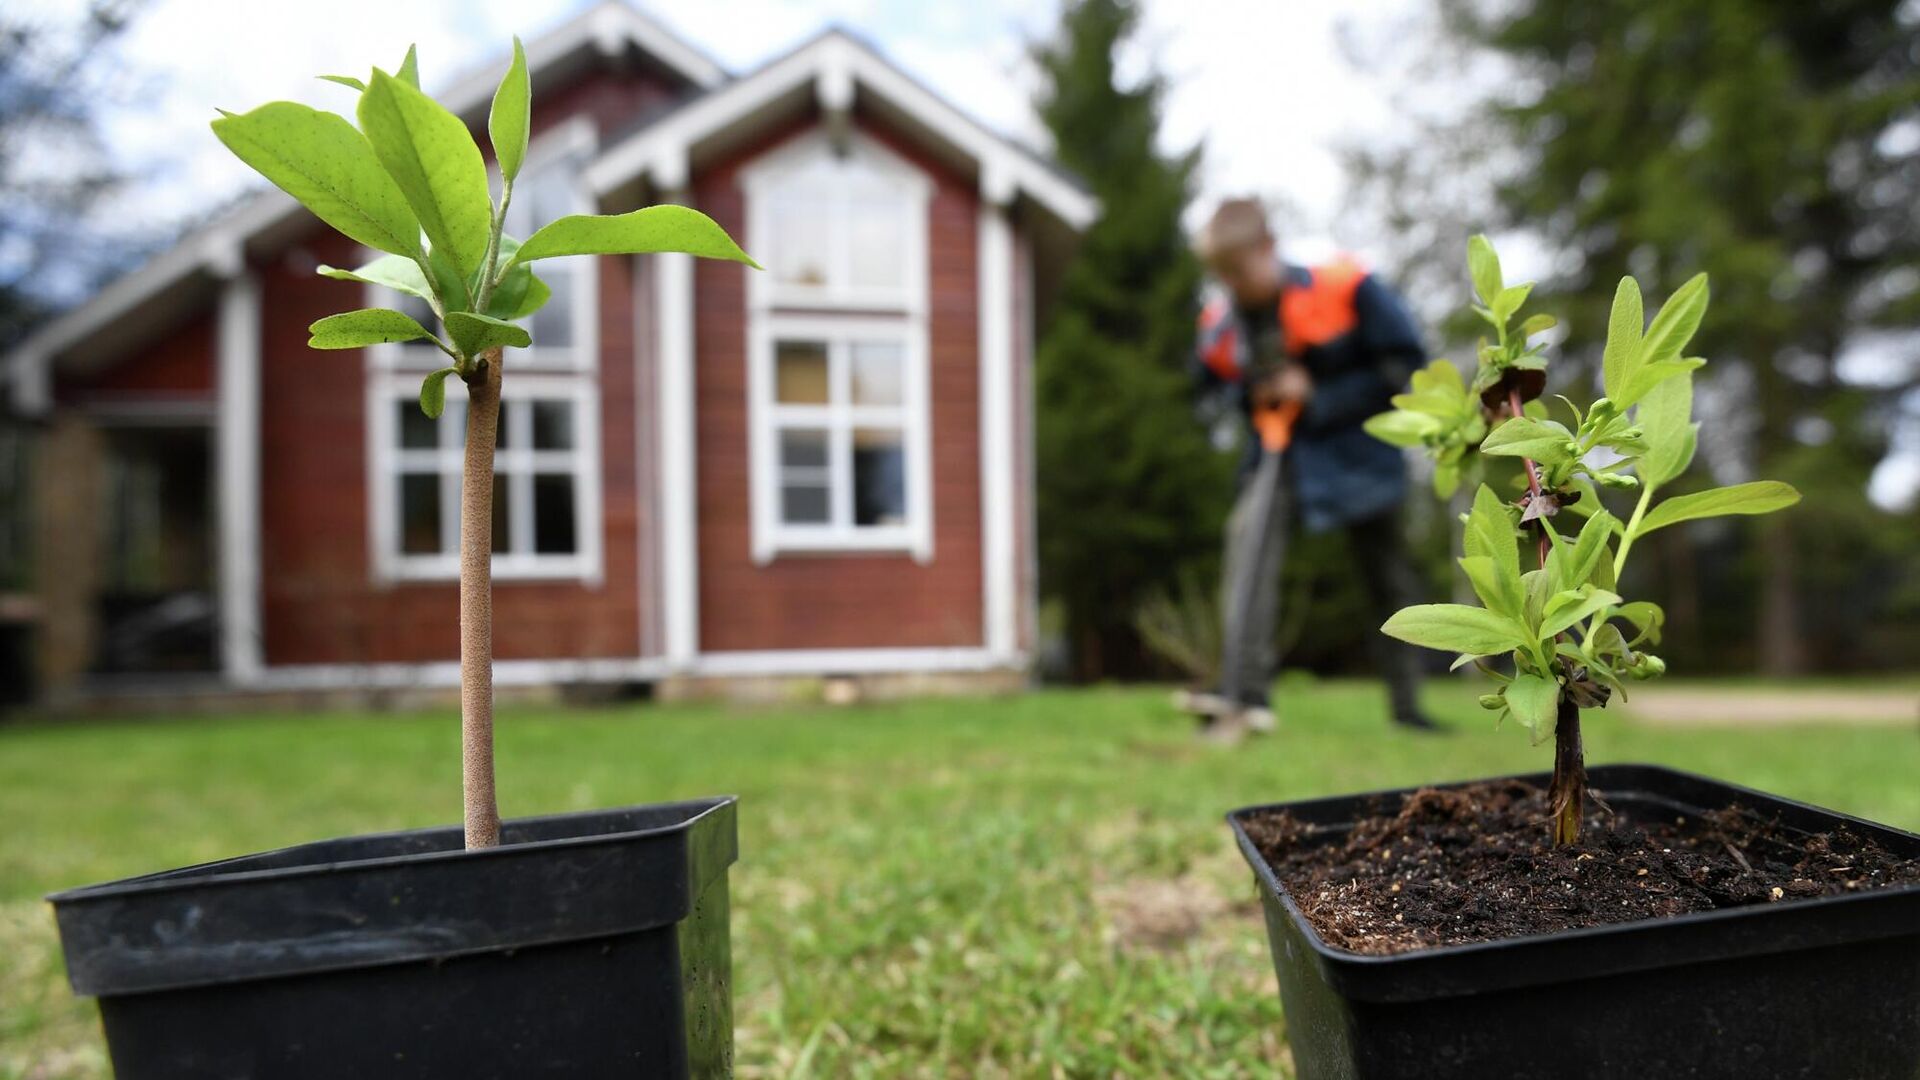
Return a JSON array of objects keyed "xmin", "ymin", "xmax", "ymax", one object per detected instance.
[
  {"xmin": 1508, "ymin": 386, "xmax": 1548, "ymax": 565},
  {"xmin": 1548, "ymin": 696, "xmax": 1585, "ymax": 846},
  {"xmin": 460, "ymin": 348, "xmax": 503, "ymax": 849}
]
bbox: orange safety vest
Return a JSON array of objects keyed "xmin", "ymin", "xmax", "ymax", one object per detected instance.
[{"xmin": 1196, "ymin": 259, "xmax": 1368, "ymax": 451}]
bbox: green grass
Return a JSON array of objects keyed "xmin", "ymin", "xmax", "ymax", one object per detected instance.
[{"xmin": 3, "ymin": 678, "xmax": 1916, "ymax": 1079}]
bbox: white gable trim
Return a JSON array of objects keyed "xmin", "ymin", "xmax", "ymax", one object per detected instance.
[{"xmin": 585, "ymin": 31, "xmax": 1097, "ymax": 232}]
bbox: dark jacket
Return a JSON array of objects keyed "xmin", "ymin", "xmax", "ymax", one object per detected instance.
[{"xmin": 1193, "ymin": 260, "xmax": 1425, "ymax": 532}]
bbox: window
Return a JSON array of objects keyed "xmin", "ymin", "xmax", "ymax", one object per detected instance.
[
  {"xmin": 743, "ymin": 130, "xmax": 932, "ymax": 562},
  {"xmin": 364, "ymin": 119, "xmax": 602, "ymax": 582},
  {"xmin": 369, "ymin": 373, "xmax": 601, "ymax": 581}
]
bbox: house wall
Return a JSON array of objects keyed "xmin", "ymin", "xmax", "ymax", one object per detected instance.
[
  {"xmin": 686, "ymin": 112, "xmax": 988, "ymax": 653},
  {"xmin": 54, "ymin": 311, "xmax": 215, "ymax": 407}
]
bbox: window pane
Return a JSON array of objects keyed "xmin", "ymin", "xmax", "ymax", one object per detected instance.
[
  {"xmin": 849, "ymin": 342, "xmax": 904, "ymax": 405},
  {"xmin": 780, "ymin": 484, "xmax": 829, "ymax": 525},
  {"xmin": 771, "ymin": 194, "xmax": 831, "ymax": 287},
  {"xmin": 848, "ymin": 197, "xmax": 906, "ymax": 289},
  {"xmin": 531, "ymin": 267, "xmax": 573, "ymax": 349},
  {"xmin": 775, "ymin": 341, "xmax": 830, "ymax": 404},
  {"xmin": 531, "ymin": 399, "xmax": 574, "ymax": 449},
  {"xmin": 779, "ymin": 427, "xmax": 829, "ymax": 471},
  {"xmin": 524, "ymin": 162, "xmax": 577, "ymax": 227},
  {"xmin": 853, "ymin": 427, "xmax": 907, "ymax": 526},
  {"xmin": 399, "ymin": 473, "xmax": 441, "ymax": 554},
  {"xmin": 397, "ymin": 399, "xmax": 438, "ymax": 448},
  {"xmin": 491, "ymin": 473, "xmax": 511, "ymax": 554},
  {"xmin": 533, "ymin": 473, "xmax": 576, "ymax": 554}
]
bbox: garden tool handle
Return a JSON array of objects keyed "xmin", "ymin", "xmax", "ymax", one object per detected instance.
[{"xmin": 1253, "ymin": 399, "xmax": 1301, "ymax": 453}]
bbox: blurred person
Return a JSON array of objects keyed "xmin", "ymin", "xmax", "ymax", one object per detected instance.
[{"xmin": 1185, "ymin": 198, "xmax": 1437, "ymax": 742}]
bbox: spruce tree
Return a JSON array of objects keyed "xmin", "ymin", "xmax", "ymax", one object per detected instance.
[{"xmin": 1031, "ymin": 0, "xmax": 1232, "ymax": 678}]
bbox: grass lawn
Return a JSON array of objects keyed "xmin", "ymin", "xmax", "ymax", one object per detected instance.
[{"xmin": 3, "ymin": 678, "xmax": 1917, "ymax": 1079}]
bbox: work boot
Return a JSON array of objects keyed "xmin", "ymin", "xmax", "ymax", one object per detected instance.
[
  {"xmin": 1198, "ymin": 710, "xmax": 1251, "ymax": 746},
  {"xmin": 1242, "ymin": 705, "xmax": 1277, "ymax": 734}
]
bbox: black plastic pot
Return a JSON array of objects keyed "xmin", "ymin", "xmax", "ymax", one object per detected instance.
[
  {"xmin": 1228, "ymin": 764, "xmax": 1920, "ymax": 1080},
  {"xmin": 49, "ymin": 797, "xmax": 737, "ymax": 1079}
]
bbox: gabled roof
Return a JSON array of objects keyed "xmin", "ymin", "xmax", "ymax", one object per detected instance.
[
  {"xmin": 585, "ymin": 27, "xmax": 1097, "ymax": 233},
  {"xmin": 2, "ymin": 2, "xmax": 725, "ymax": 410}
]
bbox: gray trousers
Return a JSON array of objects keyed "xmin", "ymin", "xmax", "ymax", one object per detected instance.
[{"xmin": 1217, "ymin": 451, "xmax": 1425, "ymax": 720}]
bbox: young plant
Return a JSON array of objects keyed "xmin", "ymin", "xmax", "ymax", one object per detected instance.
[
  {"xmin": 212, "ymin": 43, "xmax": 757, "ymax": 849},
  {"xmin": 1370, "ymin": 237, "xmax": 1799, "ymax": 845}
]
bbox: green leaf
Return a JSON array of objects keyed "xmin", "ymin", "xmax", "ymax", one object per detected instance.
[
  {"xmin": 419, "ymin": 366, "xmax": 457, "ymax": 419},
  {"xmin": 1637, "ymin": 370, "xmax": 1696, "ymax": 487},
  {"xmin": 1637, "ymin": 272, "xmax": 1710, "ymax": 370},
  {"xmin": 1459, "ymin": 555, "xmax": 1520, "ymax": 620},
  {"xmin": 318, "ymin": 253, "xmax": 436, "ymax": 305},
  {"xmin": 1521, "ymin": 569, "xmax": 1553, "ymax": 632},
  {"xmin": 1547, "ymin": 510, "xmax": 1615, "ymax": 592},
  {"xmin": 308, "ymin": 308, "xmax": 435, "ymax": 349},
  {"xmin": 1467, "ymin": 234, "xmax": 1503, "ymax": 307},
  {"xmin": 1434, "ymin": 459, "xmax": 1462, "ymax": 499},
  {"xmin": 489, "ymin": 36, "xmax": 530, "ymax": 184},
  {"xmin": 445, "ymin": 311, "xmax": 531, "ymax": 357},
  {"xmin": 1518, "ymin": 313, "xmax": 1557, "ymax": 337},
  {"xmin": 1381, "ymin": 604, "xmax": 1529, "ymax": 657},
  {"xmin": 1614, "ymin": 601, "xmax": 1665, "ymax": 647},
  {"xmin": 1635, "ymin": 481, "xmax": 1801, "ymax": 537},
  {"xmin": 1463, "ymin": 484, "xmax": 1522, "ymax": 605},
  {"xmin": 318, "ymin": 74, "xmax": 366, "ymax": 91},
  {"xmin": 1364, "ymin": 409, "xmax": 1442, "ymax": 448},
  {"xmin": 396, "ymin": 45, "xmax": 420, "ymax": 89},
  {"xmin": 1491, "ymin": 282, "xmax": 1533, "ymax": 327},
  {"xmin": 358, "ymin": 68, "xmax": 494, "ymax": 283},
  {"xmin": 211, "ymin": 102, "xmax": 421, "ymax": 259},
  {"xmin": 497, "ymin": 269, "xmax": 550, "ymax": 320},
  {"xmin": 1541, "ymin": 585, "xmax": 1622, "ymax": 639},
  {"xmin": 1613, "ymin": 358, "xmax": 1705, "ymax": 411},
  {"xmin": 1503, "ymin": 673, "xmax": 1559, "ymax": 742},
  {"xmin": 1600, "ymin": 276, "xmax": 1643, "ymax": 402},
  {"xmin": 1481, "ymin": 416, "xmax": 1578, "ymax": 465},
  {"xmin": 508, "ymin": 204, "xmax": 761, "ymax": 271}
]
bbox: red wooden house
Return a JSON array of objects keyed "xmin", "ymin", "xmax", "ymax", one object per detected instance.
[{"xmin": 0, "ymin": 4, "xmax": 1094, "ymax": 704}]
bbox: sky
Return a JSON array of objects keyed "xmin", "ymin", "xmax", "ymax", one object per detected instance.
[{"xmin": 13, "ymin": 0, "xmax": 1919, "ymax": 507}]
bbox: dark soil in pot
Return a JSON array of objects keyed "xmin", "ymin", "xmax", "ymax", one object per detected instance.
[{"xmin": 1242, "ymin": 777, "xmax": 1920, "ymax": 955}]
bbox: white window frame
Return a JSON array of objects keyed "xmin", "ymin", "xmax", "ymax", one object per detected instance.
[
  {"xmin": 741, "ymin": 128, "xmax": 934, "ymax": 563},
  {"xmin": 367, "ymin": 371, "xmax": 604, "ymax": 583},
  {"xmin": 364, "ymin": 117, "xmax": 604, "ymax": 583}
]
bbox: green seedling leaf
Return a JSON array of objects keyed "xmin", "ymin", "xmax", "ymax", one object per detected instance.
[
  {"xmin": 1463, "ymin": 484, "xmax": 1523, "ymax": 611},
  {"xmin": 1636, "ymin": 370, "xmax": 1697, "ymax": 487},
  {"xmin": 419, "ymin": 366, "xmax": 457, "ymax": 418},
  {"xmin": 508, "ymin": 204, "xmax": 761, "ymax": 270},
  {"xmin": 494, "ymin": 269, "xmax": 549, "ymax": 320},
  {"xmin": 1521, "ymin": 569, "xmax": 1553, "ymax": 634},
  {"xmin": 1614, "ymin": 601, "xmax": 1665, "ymax": 647},
  {"xmin": 446, "ymin": 311, "xmax": 532, "ymax": 357},
  {"xmin": 1613, "ymin": 357, "xmax": 1705, "ymax": 411},
  {"xmin": 1503, "ymin": 673, "xmax": 1559, "ymax": 743},
  {"xmin": 1459, "ymin": 555, "xmax": 1521, "ymax": 621},
  {"xmin": 1481, "ymin": 416, "xmax": 1578, "ymax": 465},
  {"xmin": 309, "ymin": 308, "xmax": 435, "ymax": 349},
  {"xmin": 1364, "ymin": 409, "xmax": 1442, "ymax": 448},
  {"xmin": 490, "ymin": 36, "xmax": 530, "ymax": 183},
  {"xmin": 1637, "ymin": 272, "xmax": 1709, "ymax": 370},
  {"xmin": 1601, "ymin": 276, "xmax": 1643, "ymax": 402},
  {"xmin": 318, "ymin": 75, "xmax": 366, "ymax": 91},
  {"xmin": 1518, "ymin": 313, "xmax": 1557, "ymax": 337},
  {"xmin": 1491, "ymin": 282, "xmax": 1533, "ymax": 327},
  {"xmin": 1635, "ymin": 481, "xmax": 1801, "ymax": 536},
  {"xmin": 211, "ymin": 102, "xmax": 421, "ymax": 259},
  {"xmin": 1541, "ymin": 584, "xmax": 1622, "ymax": 639},
  {"xmin": 1468, "ymin": 234, "xmax": 1503, "ymax": 307},
  {"xmin": 1381, "ymin": 604, "xmax": 1530, "ymax": 657},
  {"xmin": 397, "ymin": 45, "xmax": 420, "ymax": 88},
  {"xmin": 318, "ymin": 253, "xmax": 436, "ymax": 305},
  {"xmin": 359, "ymin": 68, "xmax": 494, "ymax": 283}
]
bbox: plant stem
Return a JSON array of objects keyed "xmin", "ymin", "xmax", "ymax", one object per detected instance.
[
  {"xmin": 1548, "ymin": 695, "xmax": 1585, "ymax": 846},
  {"xmin": 460, "ymin": 348, "xmax": 504, "ymax": 849},
  {"xmin": 1507, "ymin": 386, "xmax": 1548, "ymax": 565}
]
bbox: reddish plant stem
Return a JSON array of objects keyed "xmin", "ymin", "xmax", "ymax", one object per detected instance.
[
  {"xmin": 1508, "ymin": 386, "xmax": 1548, "ymax": 566},
  {"xmin": 460, "ymin": 349, "xmax": 503, "ymax": 850}
]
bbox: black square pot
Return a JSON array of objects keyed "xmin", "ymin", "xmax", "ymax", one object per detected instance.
[
  {"xmin": 48, "ymin": 797, "xmax": 737, "ymax": 1079},
  {"xmin": 1228, "ymin": 764, "xmax": 1920, "ymax": 1080}
]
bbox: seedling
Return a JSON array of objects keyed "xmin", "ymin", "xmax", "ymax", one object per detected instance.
[
  {"xmin": 1369, "ymin": 237, "xmax": 1799, "ymax": 845},
  {"xmin": 212, "ymin": 43, "xmax": 757, "ymax": 848}
]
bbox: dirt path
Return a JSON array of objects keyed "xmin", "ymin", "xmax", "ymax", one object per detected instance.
[{"xmin": 1621, "ymin": 686, "xmax": 1919, "ymax": 727}]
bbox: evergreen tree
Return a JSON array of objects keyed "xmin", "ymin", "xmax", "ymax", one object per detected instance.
[{"xmin": 1031, "ymin": 0, "xmax": 1232, "ymax": 678}]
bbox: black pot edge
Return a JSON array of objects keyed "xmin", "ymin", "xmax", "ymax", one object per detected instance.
[
  {"xmin": 46, "ymin": 795, "xmax": 739, "ymax": 905},
  {"xmin": 1227, "ymin": 762, "xmax": 1920, "ymax": 999}
]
